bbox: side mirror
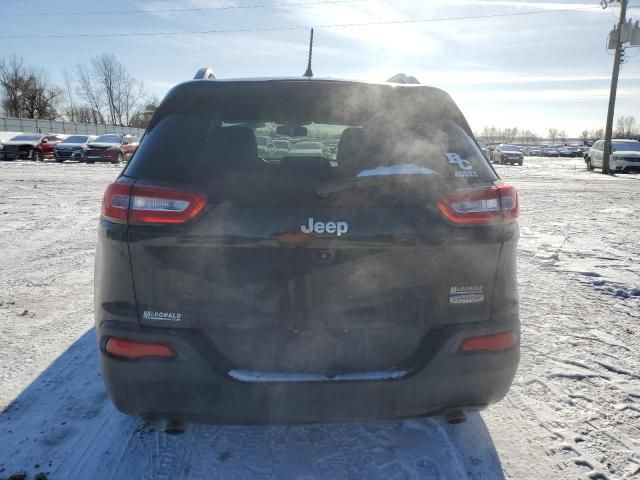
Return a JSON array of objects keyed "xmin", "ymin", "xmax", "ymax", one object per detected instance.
[
  {"xmin": 41, "ymin": 138, "xmax": 48, "ymax": 144},
  {"xmin": 122, "ymin": 141, "xmax": 129, "ymax": 145}
]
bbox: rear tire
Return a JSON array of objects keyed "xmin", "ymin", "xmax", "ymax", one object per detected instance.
[
  {"xmin": 586, "ymin": 158, "xmax": 594, "ymax": 171},
  {"xmin": 33, "ymin": 149, "xmax": 43, "ymax": 162},
  {"xmin": 112, "ymin": 152, "xmax": 124, "ymax": 164}
]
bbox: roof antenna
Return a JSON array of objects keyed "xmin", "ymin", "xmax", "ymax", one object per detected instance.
[{"xmin": 303, "ymin": 28, "xmax": 314, "ymax": 78}]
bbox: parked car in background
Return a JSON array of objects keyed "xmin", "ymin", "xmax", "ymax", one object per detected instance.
[
  {"xmin": 524, "ymin": 145, "xmax": 542, "ymax": 156},
  {"xmin": 572, "ymin": 146, "xmax": 585, "ymax": 157},
  {"xmin": 477, "ymin": 140, "xmax": 490, "ymax": 160},
  {"xmin": 285, "ymin": 141, "xmax": 330, "ymax": 158},
  {"xmin": 273, "ymin": 139, "xmax": 292, "ymax": 157},
  {"xmin": 586, "ymin": 139, "xmax": 640, "ymax": 173},
  {"xmin": 541, "ymin": 146, "xmax": 559, "ymax": 157},
  {"xmin": 54, "ymin": 135, "xmax": 96, "ymax": 162},
  {"xmin": 1, "ymin": 134, "xmax": 64, "ymax": 161},
  {"xmin": 85, "ymin": 134, "xmax": 139, "ymax": 164},
  {"xmin": 257, "ymin": 136, "xmax": 275, "ymax": 159},
  {"xmin": 557, "ymin": 146, "xmax": 572, "ymax": 157},
  {"xmin": 491, "ymin": 144, "xmax": 524, "ymax": 165}
]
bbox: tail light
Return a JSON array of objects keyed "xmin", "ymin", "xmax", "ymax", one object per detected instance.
[
  {"xmin": 105, "ymin": 337, "xmax": 176, "ymax": 359},
  {"xmin": 101, "ymin": 181, "xmax": 206, "ymax": 225},
  {"xmin": 437, "ymin": 185, "xmax": 518, "ymax": 225},
  {"xmin": 459, "ymin": 331, "xmax": 518, "ymax": 352}
]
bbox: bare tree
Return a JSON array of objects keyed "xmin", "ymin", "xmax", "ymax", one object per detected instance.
[
  {"xmin": 129, "ymin": 95, "xmax": 159, "ymax": 129},
  {"xmin": 74, "ymin": 106, "xmax": 97, "ymax": 124},
  {"xmin": 91, "ymin": 54, "xmax": 119, "ymax": 124},
  {"xmin": 623, "ymin": 116, "xmax": 637, "ymax": 138},
  {"xmin": 75, "ymin": 54, "xmax": 146, "ymax": 126},
  {"xmin": 548, "ymin": 128, "xmax": 558, "ymax": 143},
  {"xmin": 21, "ymin": 71, "xmax": 63, "ymax": 119},
  {"xmin": 559, "ymin": 130, "xmax": 567, "ymax": 144},
  {"xmin": 63, "ymin": 69, "xmax": 76, "ymax": 122},
  {"xmin": 589, "ymin": 128, "xmax": 604, "ymax": 140},
  {"xmin": 478, "ymin": 126, "xmax": 541, "ymax": 145},
  {"xmin": 615, "ymin": 116, "xmax": 626, "ymax": 137},
  {"xmin": 0, "ymin": 56, "xmax": 25, "ymax": 116},
  {"xmin": 0, "ymin": 55, "xmax": 61, "ymax": 119},
  {"xmin": 580, "ymin": 130, "xmax": 590, "ymax": 141},
  {"xmin": 75, "ymin": 63, "xmax": 105, "ymax": 124}
]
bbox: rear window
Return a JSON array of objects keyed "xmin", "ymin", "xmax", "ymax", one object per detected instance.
[{"xmin": 125, "ymin": 83, "xmax": 497, "ymax": 205}]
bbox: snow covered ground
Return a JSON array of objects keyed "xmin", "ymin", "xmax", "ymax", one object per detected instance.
[{"xmin": 0, "ymin": 157, "xmax": 638, "ymax": 480}]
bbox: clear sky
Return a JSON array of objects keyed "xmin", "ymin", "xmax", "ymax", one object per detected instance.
[{"xmin": 1, "ymin": 0, "xmax": 640, "ymax": 136}]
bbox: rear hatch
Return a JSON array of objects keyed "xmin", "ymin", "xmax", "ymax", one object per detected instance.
[{"xmin": 118, "ymin": 80, "xmax": 510, "ymax": 376}]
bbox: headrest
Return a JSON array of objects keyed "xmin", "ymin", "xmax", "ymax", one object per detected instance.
[
  {"xmin": 210, "ymin": 125, "xmax": 258, "ymax": 172},
  {"xmin": 337, "ymin": 127, "xmax": 365, "ymax": 173}
]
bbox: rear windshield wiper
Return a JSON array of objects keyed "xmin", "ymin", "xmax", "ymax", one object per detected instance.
[{"xmin": 316, "ymin": 171, "xmax": 439, "ymax": 197}]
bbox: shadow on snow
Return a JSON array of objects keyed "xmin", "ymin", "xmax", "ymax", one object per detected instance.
[{"xmin": 0, "ymin": 329, "xmax": 505, "ymax": 479}]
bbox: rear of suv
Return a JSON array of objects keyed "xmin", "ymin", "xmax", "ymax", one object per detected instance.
[{"xmin": 95, "ymin": 77, "xmax": 520, "ymax": 426}]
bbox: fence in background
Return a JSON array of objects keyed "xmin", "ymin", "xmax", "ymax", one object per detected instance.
[{"xmin": 0, "ymin": 117, "xmax": 145, "ymax": 137}]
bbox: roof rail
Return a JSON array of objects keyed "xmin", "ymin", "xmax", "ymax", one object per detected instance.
[{"xmin": 194, "ymin": 68, "xmax": 216, "ymax": 80}]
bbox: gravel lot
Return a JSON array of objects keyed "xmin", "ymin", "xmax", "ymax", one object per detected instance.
[{"xmin": 0, "ymin": 157, "xmax": 638, "ymax": 479}]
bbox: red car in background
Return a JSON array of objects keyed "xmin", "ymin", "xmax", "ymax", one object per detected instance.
[
  {"xmin": 84, "ymin": 134, "xmax": 139, "ymax": 164},
  {"xmin": 1, "ymin": 134, "xmax": 64, "ymax": 161}
]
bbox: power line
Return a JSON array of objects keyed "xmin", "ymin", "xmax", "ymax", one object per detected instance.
[
  {"xmin": 0, "ymin": 0, "xmax": 370, "ymax": 17},
  {"xmin": 0, "ymin": 7, "xmax": 602, "ymax": 39}
]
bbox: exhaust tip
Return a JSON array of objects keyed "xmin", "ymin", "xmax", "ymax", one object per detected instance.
[
  {"xmin": 164, "ymin": 419, "xmax": 186, "ymax": 435},
  {"xmin": 444, "ymin": 409, "xmax": 467, "ymax": 425}
]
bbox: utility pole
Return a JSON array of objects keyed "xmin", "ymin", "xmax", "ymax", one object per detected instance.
[{"xmin": 602, "ymin": 0, "xmax": 628, "ymax": 174}]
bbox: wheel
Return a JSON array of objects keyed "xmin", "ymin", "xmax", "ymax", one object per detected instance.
[
  {"xmin": 33, "ymin": 149, "xmax": 43, "ymax": 162},
  {"xmin": 55, "ymin": 158, "xmax": 64, "ymax": 163},
  {"xmin": 517, "ymin": 162, "xmax": 523, "ymax": 166},
  {"xmin": 86, "ymin": 160, "xmax": 95, "ymax": 164},
  {"xmin": 112, "ymin": 152, "xmax": 124, "ymax": 164},
  {"xmin": 586, "ymin": 158, "xmax": 594, "ymax": 171}
]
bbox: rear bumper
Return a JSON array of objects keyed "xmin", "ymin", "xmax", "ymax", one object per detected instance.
[{"xmin": 97, "ymin": 316, "xmax": 520, "ymax": 425}]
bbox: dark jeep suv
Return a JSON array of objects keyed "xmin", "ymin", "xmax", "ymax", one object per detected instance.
[{"xmin": 95, "ymin": 76, "xmax": 520, "ymax": 427}]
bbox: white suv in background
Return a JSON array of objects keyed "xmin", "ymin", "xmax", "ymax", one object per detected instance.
[{"xmin": 587, "ymin": 139, "xmax": 640, "ymax": 173}]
